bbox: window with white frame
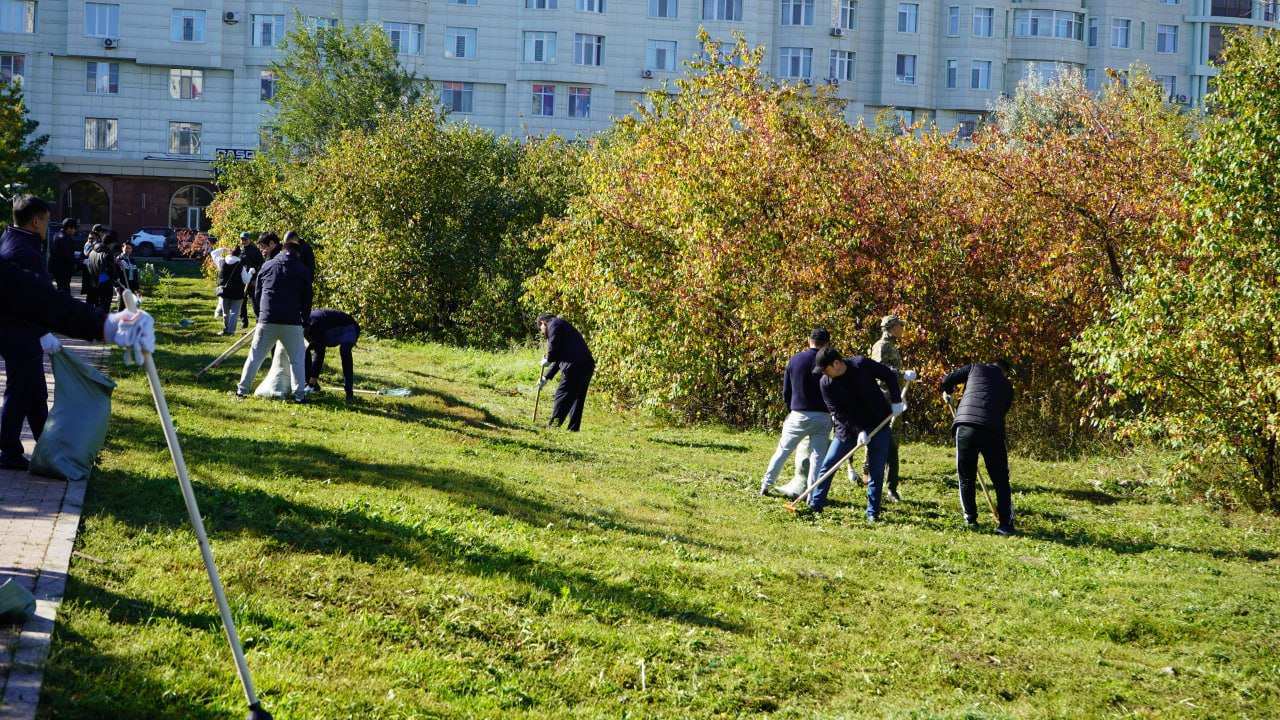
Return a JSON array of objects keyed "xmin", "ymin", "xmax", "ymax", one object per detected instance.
[
  {"xmin": 171, "ymin": 9, "xmax": 205, "ymax": 42},
  {"xmin": 251, "ymin": 14, "xmax": 284, "ymax": 47},
  {"xmin": 169, "ymin": 121, "xmax": 201, "ymax": 154},
  {"xmin": 84, "ymin": 3, "xmax": 119, "ymax": 38},
  {"xmin": 1162, "ymin": 0, "xmax": 1179, "ymax": 4},
  {"xmin": 649, "ymin": 0, "xmax": 677, "ymax": 17},
  {"xmin": 309, "ymin": 16, "xmax": 339, "ymax": 29},
  {"xmin": 446, "ymin": 27, "xmax": 476, "ymax": 58},
  {"xmin": 702, "ymin": 0, "xmax": 742, "ymax": 21},
  {"xmin": 947, "ymin": 6, "xmax": 959, "ymax": 35},
  {"xmin": 451, "ymin": 0, "xmax": 477, "ymax": 4},
  {"xmin": 1084, "ymin": 68, "xmax": 1098, "ymax": 91},
  {"xmin": 441, "ymin": 81, "xmax": 473, "ymax": 112},
  {"xmin": 1111, "ymin": 18, "xmax": 1130, "ymax": 48},
  {"xmin": 1087, "ymin": 17, "xmax": 1098, "ymax": 47},
  {"xmin": 646, "ymin": 40, "xmax": 677, "ymax": 71},
  {"xmin": 1015, "ymin": 10, "xmax": 1082, "ymax": 39},
  {"xmin": 85, "ymin": 61, "xmax": 118, "ymax": 93},
  {"xmin": 169, "ymin": 68, "xmax": 203, "ymax": 100},
  {"xmin": 1156, "ymin": 74, "xmax": 1176, "ymax": 99},
  {"xmin": 946, "ymin": 58, "xmax": 957, "ymax": 88},
  {"xmin": 781, "ymin": 0, "xmax": 813, "ymax": 25},
  {"xmin": 956, "ymin": 118, "xmax": 977, "ymax": 139},
  {"xmin": 574, "ymin": 33, "xmax": 603, "ymax": 65},
  {"xmin": 1157, "ymin": 24, "xmax": 1178, "ymax": 53},
  {"xmin": 829, "ymin": 50, "xmax": 854, "ymax": 81},
  {"xmin": 260, "ymin": 70, "xmax": 276, "ymax": 101},
  {"xmin": 973, "ymin": 7, "xmax": 993, "ymax": 37},
  {"xmin": 839, "ymin": 0, "xmax": 856, "ymax": 29},
  {"xmin": 971, "ymin": 60, "xmax": 991, "ymax": 89},
  {"xmin": 84, "ymin": 118, "xmax": 117, "ymax": 150},
  {"xmin": 896, "ymin": 53, "xmax": 916, "ymax": 84},
  {"xmin": 778, "ymin": 47, "xmax": 812, "ymax": 80},
  {"xmin": 894, "ymin": 108, "xmax": 913, "ymax": 132},
  {"xmin": 569, "ymin": 86, "xmax": 591, "ymax": 118},
  {"xmin": 526, "ymin": 0, "xmax": 557, "ymax": 8},
  {"xmin": 897, "ymin": 3, "xmax": 918, "ymax": 32},
  {"xmin": 524, "ymin": 31, "xmax": 557, "ymax": 62},
  {"xmin": 577, "ymin": 0, "xmax": 604, "ymax": 12},
  {"xmin": 0, "ymin": 1, "xmax": 36, "ymax": 33},
  {"xmin": 0, "ymin": 53, "xmax": 23, "ymax": 84},
  {"xmin": 1054, "ymin": 11, "xmax": 1082, "ymax": 39},
  {"xmin": 532, "ymin": 84, "xmax": 554, "ymax": 116},
  {"xmin": 384, "ymin": 22, "xmax": 423, "ymax": 54}
]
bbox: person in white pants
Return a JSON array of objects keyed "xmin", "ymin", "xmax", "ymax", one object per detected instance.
[
  {"xmin": 234, "ymin": 233, "xmax": 313, "ymax": 402},
  {"xmin": 759, "ymin": 329, "xmax": 834, "ymax": 499}
]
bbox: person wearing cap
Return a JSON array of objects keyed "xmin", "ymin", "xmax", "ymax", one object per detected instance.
[
  {"xmin": 49, "ymin": 218, "xmax": 80, "ymax": 295},
  {"xmin": 759, "ymin": 328, "xmax": 833, "ymax": 498},
  {"xmin": 940, "ymin": 360, "xmax": 1016, "ymax": 534},
  {"xmin": 855, "ymin": 315, "xmax": 909, "ymax": 501},
  {"xmin": 238, "ymin": 232, "xmax": 264, "ymax": 329},
  {"xmin": 810, "ymin": 347, "xmax": 906, "ymax": 519},
  {"xmin": 536, "ymin": 313, "xmax": 595, "ymax": 431}
]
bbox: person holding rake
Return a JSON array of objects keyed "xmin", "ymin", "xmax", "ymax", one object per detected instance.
[{"xmin": 940, "ymin": 360, "xmax": 1016, "ymax": 535}]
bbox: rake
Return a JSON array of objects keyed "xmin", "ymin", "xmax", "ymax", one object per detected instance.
[
  {"xmin": 943, "ymin": 396, "xmax": 1000, "ymax": 525},
  {"xmin": 351, "ymin": 387, "xmax": 413, "ymax": 397},
  {"xmin": 196, "ymin": 329, "xmax": 254, "ymax": 379}
]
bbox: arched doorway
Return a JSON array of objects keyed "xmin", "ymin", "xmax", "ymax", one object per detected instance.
[
  {"xmin": 63, "ymin": 180, "xmax": 110, "ymax": 227},
  {"xmin": 169, "ymin": 185, "xmax": 214, "ymax": 232}
]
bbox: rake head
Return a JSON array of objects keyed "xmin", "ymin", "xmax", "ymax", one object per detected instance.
[{"xmin": 784, "ymin": 500, "xmax": 799, "ymax": 513}]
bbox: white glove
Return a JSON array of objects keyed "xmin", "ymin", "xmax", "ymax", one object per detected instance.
[
  {"xmin": 39, "ymin": 333, "xmax": 62, "ymax": 354},
  {"xmin": 540, "ymin": 356, "xmax": 550, "ymax": 367},
  {"xmin": 942, "ymin": 392, "xmax": 953, "ymax": 406},
  {"xmin": 537, "ymin": 377, "xmax": 548, "ymax": 390},
  {"xmin": 891, "ymin": 402, "xmax": 906, "ymax": 417},
  {"xmin": 104, "ymin": 309, "xmax": 156, "ymax": 365},
  {"xmin": 857, "ymin": 431, "xmax": 869, "ymax": 447},
  {"xmin": 904, "ymin": 370, "xmax": 918, "ymax": 382}
]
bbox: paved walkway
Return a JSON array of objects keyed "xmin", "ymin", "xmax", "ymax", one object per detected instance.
[{"xmin": 0, "ymin": 307, "xmax": 108, "ymax": 720}]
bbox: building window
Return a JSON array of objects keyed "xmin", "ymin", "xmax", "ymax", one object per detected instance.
[
  {"xmin": 451, "ymin": 0, "xmax": 478, "ymax": 4},
  {"xmin": 574, "ymin": 33, "xmax": 603, "ymax": 66},
  {"xmin": 1054, "ymin": 12, "xmax": 1083, "ymax": 40},
  {"xmin": 1084, "ymin": 68, "xmax": 1098, "ymax": 91},
  {"xmin": 0, "ymin": 53, "xmax": 23, "ymax": 84},
  {"xmin": 702, "ymin": 0, "xmax": 742, "ymax": 21},
  {"xmin": 84, "ymin": 3, "xmax": 119, "ymax": 38},
  {"xmin": 894, "ymin": 108, "xmax": 914, "ymax": 133},
  {"xmin": 1111, "ymin": 18, "xmax": 1130, "ymax": 48},
  {"xmin": 947, "ymin": 6, "xmax": 959, "ymax": 36},
  {"xmin": 646, "ymin": 40, "xmax": 677, "ymax": 71},
  {"xmin": 170, "ymin": 185, "xmax": 213, "ymax": 231},
  {"xmin": 84, "ymin": 118, "xmax": 118, "ymax": 151},
  {"xmin": 778, "ymin": 47, "xmax": 812, "ymax": 80},
  {"xmin": 781, "ymin": 0, "xmax": 813, "ymax": 26},
  {"xmin": 252, "ymin": 14, "xmax": 284, "ymax": 47},
  {"xmin": 524, "ymin": 31, "xmax": 557, "ymax": 62},
  {"xmin": 971, "ymin": 60, "xmax": 991, "ymax": 89},
  {"xmin": 169, "ymin": 121, "xmax": 201, "ymax": 154},
  {"xmin": 1162, "ymin": 0, "xmax": 1178, "ymax": 4},
  {"xmin": 649, "ymin": 0, "xmax": 677, "ymax": 17},
  {"xmin": 973, "ymin": 8, "xmax": 993, "ymax": 37},
  {"xmin": 956, "ymin": 118, "xmax": 977, "ymax": 140},
  {"xmin": 829, "ymin": 49, "xmax": 854, "ymax": 81},
  {"xmin": 526, "ymin": 0, "xmax": 557, "ymax": 8},
  {"xmin": 85, "ymin": 61, "xmax": 118, "ymax": 94},
  {"xmin": 169, "ymin": 68, "xmax": 203, "ymax": 100},
  {"xmin": 446, "ymin": 27, "xmax": 477, "ymax": 59},
  {"xmin": 569, "ymin": 86, "xmax": 591, "ymax": 118},
  {"xmin": 1156, "ymin": 74, "xmax": 1176, "ymax": 100},
  {"xmin": 839, "ymin": 0, "xmax": 856, "ymax": 29},
  {"xmin": 309, "ymin": 16, "xmax": 339, "ymax": 29},
  {"xmin": 577, "ymin": 0, "xmax": 604, "ymax": 12},
  {"xmin": 0, "ymin": 1, "xmax": 36, "ymax": 33},
  {"xmin": 384, "ymin": 22, "xmax": 423, "ymax": 54},
  {"xmin": 1157, "ymin": 24, "xmax": 1178, "ymax": 53},
  {"xmin": 897, "ymin": 3, "xmax": 918, "ymax": 32},
  {"xmin": 946, "ymin": 58, "xmax": 957, "ymax": 88},
  {"xmin": 171, "ymin": 9, "xmax": 205, "ymax": 42},
  {"xmin": 532, "ymin": 83, "xmax": 554, "ymax": 116},
  {"xmin": 895, "ymin": 53, "xmax": 916, "ymax": 84},
  {"xmin": 260, "ymin": 70, "xmax": 276, "ymax": 101},
  {"xmin": 1087, "ymin": 17, "xmax": 1098, "ymax": 47},
  {"xmin": 1015, "ymin": 10, "xmax": 1082, "ymax": 39},
  {"xmin": 441, "ymin": 81, "xmax": 473, "ymax": 113}
]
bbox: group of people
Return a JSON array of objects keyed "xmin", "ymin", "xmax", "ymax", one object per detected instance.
[
  {"xmin": 760, "ymin": 316, "xmax": 1016, "ymax": 534},
  {"xmin": 0, "ymin": 195, "xmax": 155, "ymax": 471},
  {"xmin": 47, "ymin": 219, "xmax": 141, "ymax": 313}
]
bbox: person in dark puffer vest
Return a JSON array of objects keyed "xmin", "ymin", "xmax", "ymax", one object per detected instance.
[
  {"xmin": 537, "ymin": 313, "xmax": 595, "ymax": 432},
  {"xmin": 940, "ymin": 360, "xmax": 1016, "ymax": 535}
]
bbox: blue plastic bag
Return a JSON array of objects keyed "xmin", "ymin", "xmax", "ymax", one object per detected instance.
[{"xmin": 30, "ymin": 349, "xmax": 116, "ymax": 482}]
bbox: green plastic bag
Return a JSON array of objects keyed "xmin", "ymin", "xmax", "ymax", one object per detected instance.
[
  {"xmin": 0, "ymin": 578, "xmax": 36, "ymax": 622},
  {"xmin": 30, "ymin": 349, "xmax": 116, "ymax": 482}
]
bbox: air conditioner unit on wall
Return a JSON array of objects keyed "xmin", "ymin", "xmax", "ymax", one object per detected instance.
[
  {"xmin": 1176, "ymin": 94, "xmax": 1189, "ymax": 103},
  {"xmin": 826, "ymin": 77, "xmax": 839, "ymax": 86},
  {"xmin": 641, "ymin": 69, "xmax": 654, "ymax": 79},
  {"xmin": 830, "ymin": 27, "xmax": 844, "ymax": 37},
  {"xmin": 223, "ymin": 11, "xmax": 241, "ymax": 24},
  {"xmin": 103, "ymin": 38, "xmax": 118, "ymax": 49}
]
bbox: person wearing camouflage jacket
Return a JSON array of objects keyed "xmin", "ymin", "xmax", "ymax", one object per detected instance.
[{"xmin": 855, "ymin": 315, "xmax": 907, "ymax": 501}]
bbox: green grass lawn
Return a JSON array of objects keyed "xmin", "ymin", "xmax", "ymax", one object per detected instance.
[{"xmin": 38, "ymin": 268, "xmax": 1280, "ymax": 719}]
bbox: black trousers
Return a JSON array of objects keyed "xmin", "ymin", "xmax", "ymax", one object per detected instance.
[
  {"xmin": 307, "ymin": 343, "xmax": 355, "ymax": 398},
  {"xmin": 53, "ymin": 271, "xmax": 73, "ymax": 296},
  {"xmin": 955, "ymin": 424, "xmax": 1013, "ymax": 526},
  {"xmin": 242, "ymin": 282, "xmax": 257, "ymax": 328},
  {"xmin": 549, "ymin": 364, "xmax": 593, "ymax": 432},
  {"xmin": 0, "ymin": 334, "xmax": 47, "ymax": 460}
]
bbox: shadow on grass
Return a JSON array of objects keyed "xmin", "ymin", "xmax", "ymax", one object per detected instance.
[
  {"xmin": 649, "ymin": 437, "xmax": 751, "ymax": 453},
  {"xmin": 1020, "ymin": 483, "xmax": 1121, "ymax": 506}
]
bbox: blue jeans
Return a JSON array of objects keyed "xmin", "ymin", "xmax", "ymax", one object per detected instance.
[{"xmin": 810, "ymin": 427, "xmax": 892, "ymax": 516}]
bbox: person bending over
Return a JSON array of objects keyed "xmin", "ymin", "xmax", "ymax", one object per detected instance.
[
  {"xmin": 940, "ymin": 360, "xmax": 1016, "ymax": 535},
  {"xmin": 537, "ymin": 313, "xmax": 595, "ymax": 432},
  {"xmin": 305, "ymin": 309, "xmax": 360, "ymax": 402}
]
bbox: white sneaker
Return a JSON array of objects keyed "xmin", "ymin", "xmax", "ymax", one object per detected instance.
[{"xmin": 758, "ymin": 477, "xmax": 772, "ymax": 496}]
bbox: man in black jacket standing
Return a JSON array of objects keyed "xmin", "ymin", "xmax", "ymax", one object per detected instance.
[
  {"xmin": 809, "ymin": 348, "xmax": 905, "ymax": 518},
  {"xmin": 49, "ymin": 218, "xmax": 80, "ymax": 295},
  {"xmin": 238, "ymin": 232, "xmax": 264, "ymax": 330},
  {"xmin": 235, "ymin": 234, "xmax": 313, "ymax": 402},
  {"xmin": 537, "ymin": 313, "xmax": 595, "ymax": 432},
  {"xmin": 759, "ymin": 328, "xmax": 833, "ymax": 498},
  {"xmin": 940, "ymin": 361, "xmax": 1016, "ymax": 534}
]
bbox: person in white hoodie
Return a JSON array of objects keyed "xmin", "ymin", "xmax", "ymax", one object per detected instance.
[{"xmin": 210, "ymin": 246, "xmax": 255, "ymax": 336}]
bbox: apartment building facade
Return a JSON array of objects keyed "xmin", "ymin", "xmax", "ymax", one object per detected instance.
[{"xmin": 1, "ymin": 0, "xmax": 1276, "ymax": 238}]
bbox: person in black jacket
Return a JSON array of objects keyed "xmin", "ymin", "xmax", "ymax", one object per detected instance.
[
  {"xmin": 284, "ymin": 230, "xmax": 315, "ymax": 274},
  {"xmin": 235, "ymin": 233, "xmax": 313, "ymax": 402},
  {"xmin": 49, "ymin": 218, "xmax": 80, "ymax": 295},
  {"xmin": 940, "ymin": 361, "xmax": 1016, "ymax": 534},
  {"xmin": 809, "ymin": 348, "xmax": 905, "ymax": 518},
  {"xmin": 537, "ymin": 313, "xmax": 595, "ymax": 432},
  {"xmin": 84, "ymin": 233, "xmax": 120, "ymax": 314},
  {"xmin": 116, "ymin": 241, "xmax": 140, "ymax": 310},
  {"xmin": 238, "ymin": 232, "xmax": 264, "ymax": 329},
  {"xmin": 759, "ymin": 328, "xmax": 833, "ymax": 498},
  {"xmin": 305, "ymin": 309, "xmax": 360, "ymax": 401}
]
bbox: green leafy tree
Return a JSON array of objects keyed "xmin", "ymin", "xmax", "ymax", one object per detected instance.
[
  {"xmin": 1077, "ymin": 31, "xmax": 1280, "ymax": 511},
  {"xmin": 0, "ymin": 80, "xmax": 58, "ymax": 200}
]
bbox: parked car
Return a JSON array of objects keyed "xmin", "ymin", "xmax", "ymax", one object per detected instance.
[{"xmin": 129, "ymin": 227, "xmax": 178, "ymax": 258}]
